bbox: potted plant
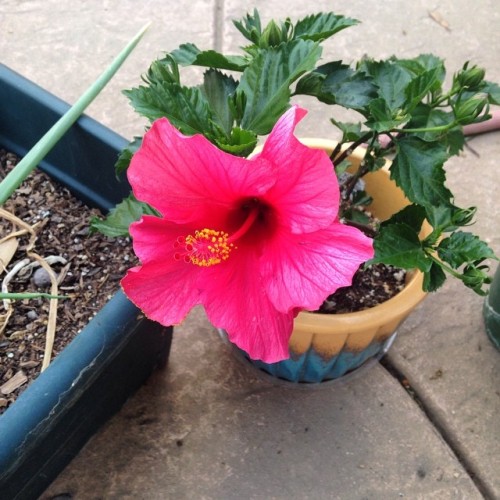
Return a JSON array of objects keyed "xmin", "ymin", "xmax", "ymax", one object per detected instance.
[
  {"xmin": 94, "ymin": 10, "xmax": 498, "ymax": 383},
  {"xmin": 0, "ymin": 35, "xmax": 172, "ymax": 499}
]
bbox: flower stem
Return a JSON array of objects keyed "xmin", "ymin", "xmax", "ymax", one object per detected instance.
[
  {"xmin": 393, "ymin": 122, "xmax": 458, "ymax": 135},
  {"xmin": 0, "ymin": 23, "xmax": 150, "ymax": 206}
]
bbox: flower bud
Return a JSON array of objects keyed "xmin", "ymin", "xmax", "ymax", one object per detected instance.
[
  {"xmin": 261, "ymin": 20, "xmax": 284, "ymax": 47},
  {"xmin": 451, "ymin": 206, "xmax": 476, "ymax": 227},
  {"xmin": 455, "ymin": 64, "xmax": 485, "ymax": 90},
  {"xmin": 462, "ymin": 265, "xmax": 490, "ymax": 293},
  {"xmin": 455, "ymin": 96, "xmax": 488, "ymax": 124}
]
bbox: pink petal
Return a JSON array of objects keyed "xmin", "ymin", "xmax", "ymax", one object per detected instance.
[
  {"xmin": 128, "ymin": 118, "xmax": 276, "ymax": 225},
  {"xmin": 121, "ymin": 216, "xmax": 203, "ymax": 325},
  {"xmin": 122, "ymin": 261, "xmax": 201, "ymax": 326},
  {"xmin": 202, "ymin": 248, "xmax": 294, "ymax": 363},
  {"xmin": 258, "ymin": 106, "xmax": 339, "ymax": 233},
  {"xmin": 261, "ymin": 222, "xmax": 374, "ymax": 313},
  {"xmin": 129, "ymin": 215, "xmax": 186, "ymax": 263}
]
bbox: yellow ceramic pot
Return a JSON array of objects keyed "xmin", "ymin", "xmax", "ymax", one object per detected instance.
[{"xmin": 250, "ymin": 139, "xmax": 429, "ymax": 382}]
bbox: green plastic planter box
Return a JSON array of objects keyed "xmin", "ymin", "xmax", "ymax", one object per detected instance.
[
  {"xmin": 484, "ymin": 265, "xmax": 500, "ymax": 350},
  {"xmin": 0, "ymin": 64, "xmax": 173, "ymax": 499}
]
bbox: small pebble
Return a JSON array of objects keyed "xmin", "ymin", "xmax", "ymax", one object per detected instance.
[
  {"xmin": 27, "ymin": 310, "xmax": 38, "ymax": 321},
  {"xmin": 32, "ymin": 267, "xmax": 52, "ymax": 288}
]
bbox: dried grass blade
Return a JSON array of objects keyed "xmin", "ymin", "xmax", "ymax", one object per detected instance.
[{"xmin": 28, "ymin": 252, "xmax": 59, "ymax": 371}]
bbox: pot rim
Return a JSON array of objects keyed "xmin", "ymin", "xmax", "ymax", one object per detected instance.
[{"xmin": 295, "ymin": 268, "xmax": 426, "ymax": 328}]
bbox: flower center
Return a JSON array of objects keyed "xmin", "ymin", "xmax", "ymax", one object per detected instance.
[{"xmin": 174, "ymin": 207, "xmax": 259, "ymax": 267}]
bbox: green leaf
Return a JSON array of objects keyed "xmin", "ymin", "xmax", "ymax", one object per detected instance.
[
  {"xmin": 293, "ymin": 13, "xmax": 359, "ymax": 41},
  {"xmin": 365, "ymin": 98, "xmax": 408, "ymax": 131},
  {"xmin": 396, "ymin": 54, "xmax": 445, "ymax": 80},
  {"xmin": 320, "ymin": 64, "xmax": 377, "ymax": 110},
  {"xmin": 423, "ymin": 262, "xmax": 447, "ymax": 292},
  {"xmin": 391, "ymin": 58, "xmax": 426, "ymax": 77},
  {"xmin": 382, "ymin": 204, "xmax": 426, "ymax": 233},
  {"xmin": 115, "ymin": 136, "xmax": 142, "ymax": 177},
  {"xmin": 483, "ymin": 80, "xmax": 500, "ymax": 105},
  {"xmin": 238, "ymin": 39, "xmax": 322, "ymax": 134},
  {"xmin": 170, "ymin": 43, "xmax": 248, "ymax": 71},
  {"xmin": 330, "ymin": 119, "xmax": 364, "ymax": 142},
  {"xmin": 144, "ymin": 57, "xmax": 181, "ymax": 86},
  {"xmin": 123, "ymin": 83, "xmax": 214, "ymax": 136},
  {"xmin": 295, "ymin": 71, "xmax": 325, "ymax": 96},
  {"xmin": 424, "ymin": 205, "xmax": 455, "ymax": 232},
  {"xmin": 437, "ymin": 231, "xmax": 496, "ymax": 269},
  {"xmin": 362, "ymin": 60, "xmax": 412, "ymax": 111},
  {"xmin": 415, "ymin": 54, "xmax": 446, "ymax": 74},
  {"xmin": 404, "ymin": 67, "xmax": 443, "ymax": 112},
  {"xmin": 445, "ymin": 129, "xmax": 466, "ymax": 156},
  {"xmin": 233, "ymin": 9, "xmax": 263, "ymax": 45},
  {"xmin": 215, "ymin": 127, "xmax": 257, "ymax": 157},
  {"xmin": 371, "ymin": 223, "xmax": 432, "ymax": 271},
  {"xmin": 391, "ymin": 137, "xmax": 451, "ymax": 208},
  {"xmin": 334, "ymin": 159, "xmax": 352, "ymax": 175},
  {"xmin": 202, "ymin": 69, "xmax": 238, "ymax": 135},
  {"xmin": 90, "ymin": 195, "xmax": 158, "ymax": 237}
]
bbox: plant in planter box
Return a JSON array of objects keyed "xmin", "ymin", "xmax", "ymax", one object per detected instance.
[
  {"xmin": 94, "ymin": 10, "xmax": 499, "ymax": 382},
  {"xmin": 0, "ymin": 27, "xmax": 172, "ymax": 499}
]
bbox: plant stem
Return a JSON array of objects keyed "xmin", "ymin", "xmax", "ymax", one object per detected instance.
[
  {"xmin": 427, "ymin": 253, "xmax": 463, "ymax": 280},
  {"xmin": 331, "ymin": 132, "xmax": 373, "ymax": 166},
  {"xmin": 329, "ymin": 142, "xmax": 343, "ymax": 163},
  {"xmin": 342, "ymin": 163, "xmax": 371, "ymax": 205},
  {"xmin": 393, "ymin": 122, "xmax": 458, "ymax": 135},
  {"xmin": 342, "ymin": 219, "xmax": 378, "ymax": 238},
  {"xmin": 341, "ymin": 133, "xmax": 380, "ymax": 207},
  {"xmin": 0, "ymin": 23, "xmax": 150, "ymax": 206}
]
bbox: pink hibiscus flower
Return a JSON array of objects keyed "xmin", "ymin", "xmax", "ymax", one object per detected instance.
[{"xmin": 121, "ymin": 106, "xmax": 374, "ymax": 362}]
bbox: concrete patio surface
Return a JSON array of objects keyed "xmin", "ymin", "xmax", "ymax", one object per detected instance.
[{"xmin": 1, "ymin": 0, "xmax": 499, "ymax": 498}]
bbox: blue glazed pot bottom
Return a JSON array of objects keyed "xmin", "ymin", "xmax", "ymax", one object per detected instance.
[{"xmin": 218, "ymin": 329, "xmax": 397, "ymax": 386}]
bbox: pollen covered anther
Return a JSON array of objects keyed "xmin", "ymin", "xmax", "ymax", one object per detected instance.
[
  {"xmin": 174, "ymin": 207, "xmax": 259, "ymax": 267},
  {"xmin": 175, "ymin": 228, "xmax": 234, "ymax": 267}
]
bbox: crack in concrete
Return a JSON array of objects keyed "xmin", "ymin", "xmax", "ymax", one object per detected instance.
[{"xmin": 380, "ymin": 357, "xmax": 494, "ymax": 500}]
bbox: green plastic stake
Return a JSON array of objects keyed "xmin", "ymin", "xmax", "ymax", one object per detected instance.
[
  {"xmin": 0, "ymin": 292, "xmax": 67, "ymax": 300},
  {"xmin": 0, "ymin": 22, "xmax": 150, "ymax": 205}
]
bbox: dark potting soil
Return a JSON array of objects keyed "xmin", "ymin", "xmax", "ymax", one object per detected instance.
[
  {"xmin": 0, "ymin": 149, "xmax": 137, "ymax": 414},
  {"xmin": 318, "ymin": 263, "xmax": 406, "ymax": 314}
]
